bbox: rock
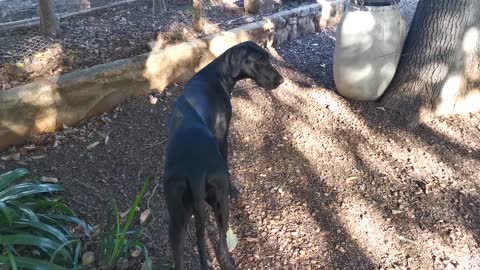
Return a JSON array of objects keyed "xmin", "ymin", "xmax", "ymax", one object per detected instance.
[
  {"xmin": 274, "ymin": 29, "xmax": 289, "ymax": 46},
  {"xmin": 245, "ymin": 0, "xmax": 274, "ymax": 14},
  {"xmin": 286, "ymin": 24, "xmax": 298, "ymax": 41},
  {"xmin": 297, "ymin": 17, "xmax": 315, "ymax": 36}
]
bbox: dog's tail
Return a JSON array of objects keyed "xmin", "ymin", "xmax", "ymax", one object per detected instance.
[{"xmin": 188, "ymin": 171, "xmax": 210, "ymax": 269}]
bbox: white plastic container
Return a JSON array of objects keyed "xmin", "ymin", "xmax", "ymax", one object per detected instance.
[{"xmin": 334, "ymin": 0, "xmax": 406, "ymax": 101}]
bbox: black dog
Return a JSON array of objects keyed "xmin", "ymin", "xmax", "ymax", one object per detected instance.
[{"xmin": 163, "ymin": 41, "xmax": 283, "ymax": 270}]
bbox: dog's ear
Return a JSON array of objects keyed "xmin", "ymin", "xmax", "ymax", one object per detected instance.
[{"xmin": 229, "ymin": 47, "xmax": 246, "ymax": 78}]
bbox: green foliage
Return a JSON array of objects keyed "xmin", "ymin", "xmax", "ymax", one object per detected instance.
[
  {"xmin": 0, "ymin": 168, "xmax": 91, "ymax": 269},
  {"xmin": 98, "ymin": 178, "xmax": 152, "ymax": 270}
]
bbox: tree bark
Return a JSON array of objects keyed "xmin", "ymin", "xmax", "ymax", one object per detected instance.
[
  {"xmin": 39, "ymin": 0, "xmax": 60, "ymax": 35},
  {"xmin": 152, "ymin": 0, "xmax": 167, "ymax": 14},
  {"xmin": 193, "ymin": 0, "xmax": 204, "ymax": 32},
  {"xmin": 381, "ymin": 0, "xmax": 480, "ymax": 117}
]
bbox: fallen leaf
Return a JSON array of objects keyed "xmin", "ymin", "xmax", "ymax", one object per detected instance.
[
  {"xmin": 396, "ymin": 234, "xmax": 416, "ymax": 244},
  {"xmin": 226, "ymin": 227, "xmax": 238, "ymax": 252},
  {"xmin": 392, "ymin": 209, "xmax": 403, "ymax": 215},
  {"xmin": 82, "ymin": 251, "xmax": 95, "ymax": 266},
  {"xmin": 149, "ymin": 96, "xmax": 158, "ymax": 104},
  {"xmin": 86, "ymin": 141, "xmax": 100, "ymax": 150},
  {"xmin": 346, "ymin": 176, "xmax": 359, "ymax": 183},
  {"xmin": 140, "ymin": 209, "xmax": 151, "ymax": 225},
  {"xmin": 24, "ymin": 145, "xmax": 36, "ymax": 150},
  {"xmin": 1, "ymin": 153, "xmax": 21, "ymax": 161},
  {"xmin": 40, "ymin": 176, "xmax": 59, "ymax": 183},
  {"xmin": 31, "ymin": 155, "xmax": 46, "ymax": 160},
  {"xmin": 131, "ymin": 249, "xmax": 141, "ymax": 258},
  {"xmin": 245, "ymin": 237, "xmax": 258, "ymax": 243},
  {"xmin": 104, "ymin": 135, "xmax": 110, "ymax": 145}
]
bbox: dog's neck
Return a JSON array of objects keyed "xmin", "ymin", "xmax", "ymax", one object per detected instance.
[{"xmin": 202, "ymin": 54, "xmax": 240, "ymax": 98}]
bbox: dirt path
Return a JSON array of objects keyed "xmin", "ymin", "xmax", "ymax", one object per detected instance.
[{"xmin": 2, "ymin": 1, "xmax": 480, "ymax": 269}]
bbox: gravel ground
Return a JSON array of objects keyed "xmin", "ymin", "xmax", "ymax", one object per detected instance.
[{"xmin": 2, "ymin": 0, "xmax": 480, "ymax": 269}]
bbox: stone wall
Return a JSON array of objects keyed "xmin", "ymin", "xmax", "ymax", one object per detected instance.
[{"xmin": 0, "ymin": 2, "xmax": 342, "ymax": 150}]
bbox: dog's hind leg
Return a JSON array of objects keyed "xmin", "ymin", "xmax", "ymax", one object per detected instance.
[
  {"xmin": 211, "ymin": 183, "xmax": 235, "ymax": 270},
  {"xmin": 221, "ymin": 135, "xmax": 240, "ymax": 199},
  {"xmin": 192, "ymin": 198, "xmax": 210, "ymax": 270},
  {"xmin": 166, "ymin": 191, "xmax": 192, "ymax": 270}
]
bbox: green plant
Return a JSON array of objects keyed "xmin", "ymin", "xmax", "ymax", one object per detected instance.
[
  {"xmin": 0, "ymin": 168, "xmax": 92, "ymax": 269},
  {"xmin": 98, "ymin": 178, "xmax": 152, "ymax": 270}
]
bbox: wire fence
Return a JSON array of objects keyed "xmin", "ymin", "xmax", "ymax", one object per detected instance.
[{"xmin": 0, "ymin": 0, "xmax": 130, "ymax": 24}]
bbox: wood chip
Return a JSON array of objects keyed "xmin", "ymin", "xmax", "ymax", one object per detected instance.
[
  {"xmin": 40, "ymin": 176, "xmax": 59, "ymax": 183},
  {"xmin": 86, "ymin": 141, "xmax": 100, "ymax": 150}
]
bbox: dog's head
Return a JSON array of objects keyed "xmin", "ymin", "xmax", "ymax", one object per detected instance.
[{"xmin": 228, "ymin": 41, "xmax": 284, "ymax": 90}]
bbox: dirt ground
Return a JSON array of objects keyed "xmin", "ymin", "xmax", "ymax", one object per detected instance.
[{"xmin": 2, "ymin": 1, "xmax": 480, "ymax": 269}]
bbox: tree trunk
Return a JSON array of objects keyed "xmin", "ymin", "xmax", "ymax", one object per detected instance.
[
  {"xmin": 381, "ymin": 0, "xmax": 480, "ymax": 118},
  {"xmin": 39, "ymin": 0, "xmax": 60, "ymax": 35},
  {"xmin": 193, "ymin": 0, "xmax": 204, "ymax": 32},
  {"xmin": 152, "ymin": 0, "xmax": 167, "ymax": 14}
]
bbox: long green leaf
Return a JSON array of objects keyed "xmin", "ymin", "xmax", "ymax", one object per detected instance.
[
  {"xmin": 72, "ymin": 240, "xmax": 82, "ymax": 269},
  {"xmin": 0, "ymin": 183, "xmax": 64, "ymax": 202},
  {"xmin": 16, "ymin": 219, "xmax": 70, "ymax": 244},
  {"xmin": 6, "ymin": 247, "xmax": 18, "ymax": 270},
  {"xmin": 0, "ymin": 201, "xmax": 13, "ymax": 225},
  {"xmin": 50, "ymin": 239, "xmax": 79, "ymax": 264},
  {"xmin": 21, "ymin": 198, "xmax": 75, "ymax": 216},
  {"xmin": 112, "ymin": 178, "xmax": 150, "ymax": 261},
  {"xmin": 0, "ymin": 255, "xmax": 68, "ymax": 270},
  {"xmin": 38, "ymin": 214, "xmax": 93, "ymax": 236},
  {"xmin": 0, "ymin": 168, "xmax": 30, "ymax": 191},
  {"xmin": 133, "ymin": 242, "xmax": 152, "ymax": 270},
  {"xmin": 0, "ymin": 235, "xmax": 71, "ymax": 261}
]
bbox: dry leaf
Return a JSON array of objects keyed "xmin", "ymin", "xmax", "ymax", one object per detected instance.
[
  {"xmin": 245, "ymin": 237, "xmax": 258, "ymax": 243},
  {"xmin": 227, "ymin": 228, "xmax": 238, "ymax": 252},
  {"xmin": 149, "ymin": 96, "xmax": 158, "ymax": 104},
  {"xmin": 24, "ymin": 145, "xmax": 36, "ymax": 150},
  {"xmin": 346, "ymin": 176, "xmax": 359, "ymax": 183},
  {"xmin": 86, "ymin": 141, "xmax": 100, "ymax": 150},
  {"xmin": 131, "ymin": 249, "xmax": 141, "ymax": 258},
  {"xmin": 1, "ymin": 153, "xmax": 21, "ymax": 161},
  {"xmin": 104, "ymin": 135, "xmax": 110, "ymax": 145},
  {"xmin": 392, "ymin": 209, "xmax": 403, "ymax": 215},
  {"xmin": 40, "ymin": 176, "xmax": 59, "ymax": 183},
  {"xmin": 82, "ymin": 251, "xmax": 95, "ymax": 266},
  {"xmin": 140, "ymin": 209, "xmax": 151, "ymax": 225},
  {"xmin": 31, "ymin": 155, "xmax": 46, "ymax": 160}
]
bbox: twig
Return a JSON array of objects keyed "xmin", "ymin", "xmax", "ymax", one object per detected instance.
[
  {"xmin": 146, "ymin": 183, "xmax": 159, "ymax": 210},
  {"xmin": 110, "ymin": 121, "xmax": 140, "ymax": 127},
  {"xmin": 141, "ymin": 139, "xmax": 167, "ymax": 149}
]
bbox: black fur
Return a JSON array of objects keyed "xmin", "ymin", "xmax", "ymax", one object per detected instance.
[{"xmin": 163, "ymin": 41, "xmax": 283, "ymax": 270}]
